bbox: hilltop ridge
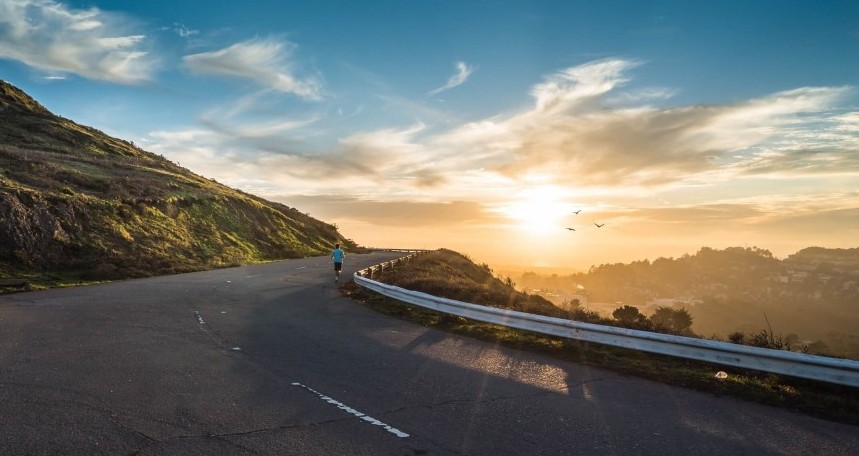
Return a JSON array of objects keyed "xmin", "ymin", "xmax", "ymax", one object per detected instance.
[
  {"xmin": 0, "ymin": 79, "xmax": 358, "ymax": 285},
  {"xmin": 0, "ymin": 81, "xmax": 51, "ymax": 115}
]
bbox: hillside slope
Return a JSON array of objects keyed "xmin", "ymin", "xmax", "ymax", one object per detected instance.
[
  {"xmin": 366, "ymin": 249, "xmax": 566, "ymax": 317},
  {"xmin": 0, "ymin": 79, "xmax": 358, "ymax": 283}
]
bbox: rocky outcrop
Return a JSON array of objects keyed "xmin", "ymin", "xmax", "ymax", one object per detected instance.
[{"xmin": 0, "ymin": 191, "xmax": 72, "ymax": 267}]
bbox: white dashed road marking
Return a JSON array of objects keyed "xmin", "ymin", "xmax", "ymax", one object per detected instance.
[{"xmin": 292, "ymin": 382, "xmax": 410, "ymax": 438}]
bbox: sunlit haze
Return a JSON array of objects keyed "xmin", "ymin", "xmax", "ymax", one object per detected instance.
[{"xmin": 2, "ymin": 0, "xmax": 857, "ymax": 271}]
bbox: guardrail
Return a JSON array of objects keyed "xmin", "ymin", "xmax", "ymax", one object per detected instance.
[
  {"xmin": 369, "ymin": 248, "xmax": 431, "ymax": 254},
  {"xmin": 354, "ymin": 255, "xmax": 859, "ymax": 388},
  {"xmin": 359, "ymin": 251, "xmax": 428, "ymax": 280}
]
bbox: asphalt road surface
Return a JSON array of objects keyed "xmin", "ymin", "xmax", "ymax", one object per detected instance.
[{"xmin": 1, "ymin": 252, "xmax": 857, "ymax": 455}]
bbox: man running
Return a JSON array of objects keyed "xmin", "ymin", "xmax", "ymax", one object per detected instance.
[{"xmin": 331, "ymin": 243, "xmax": 346, "ymax": 282}]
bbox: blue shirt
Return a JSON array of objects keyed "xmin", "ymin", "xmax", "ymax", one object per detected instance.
[{"xmin": 331, "ymin": 248, "xmax": 345, "ymax": 263}]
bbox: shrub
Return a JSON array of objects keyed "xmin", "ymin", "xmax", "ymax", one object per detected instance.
[
  {"xmin": 613, "ymin": 305, "xmax": 647, "ymax": 325},
  {"xmin": 649, "ymin": 306, "xmax": 694, "ymax": 334}
]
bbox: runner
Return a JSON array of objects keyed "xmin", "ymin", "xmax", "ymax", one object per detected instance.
[{"xmin": 331, "ymin": 243, "xmax": 346, "ymax": 282}]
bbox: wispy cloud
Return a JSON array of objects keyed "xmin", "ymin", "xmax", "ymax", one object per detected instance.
[
  {"xmin": 437, "ymin": 59, "xmax": 858, "ymax": 187},
  {"xmin": 183, "ymin": 38, "xmax": 323, "ymax": 100},
  {"xmin": 150, "ymin": 57, "xmax": 858, "ymax": 218},
  {"xmin": 530, "ymin": 59, "xmax": 639, "ymax": 113},
  {"xmin": 596, "ymin": 192, "xmax": 859, "ymax": 242},
  {"xmin": 148, "ymin": 120, "xmax": 430, "ymax": 198},
  {"xmin": 0, "ymin": 0, "xmax": 156, "ymax": 83},
  {"xmin": 278, "ymin": 195, "xmax": 500, "ymax": 227},
  {"xmin": 172, "ymin": 23, "xmax": 198, "ymax": 38},
  {"xmin": 429, "ymin": 61, "xmax": 474, "ymax": 95}
]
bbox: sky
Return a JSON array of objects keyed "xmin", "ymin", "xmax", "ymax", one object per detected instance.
[{"xmin": 1, "ymin": 0, "xmax": 858, "ymax": 272}]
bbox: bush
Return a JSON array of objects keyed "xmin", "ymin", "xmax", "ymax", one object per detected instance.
[
  {"xmin": 613, "ymin": 305, "xmax": 647, "ymax": 325},
  {"xmin": 649, "ymin": 306, "xmax": 693, "ymax": 334},
  {"xmin": 748, "ymin": 329, "xmax": 793, "ymax": 350}
]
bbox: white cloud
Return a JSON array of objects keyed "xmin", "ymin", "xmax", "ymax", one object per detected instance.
[
  {"xmin": 147, "ymin": 116, "xmax": 466, "ymax": 203},
  {"xmin": 173, "ymin": 23, "xmax": 198, "ymax": 38},
  {"xmin": 150, "ymin": 57, "xmax": 858, "ymax": 214},
  {"xmin": 183, "ymin": 38, "xmax": 323, "ymax": 100},
  {"xmin": 530, "ymin": 59, "xmax": 639, "ymax": 113},
  {"xmin": 277, "ymin": 196, "xmax": 500, "ymax": 227},
  {"xmin": 436, "ymin": 59, "xmax": 859, "ymax": 187},
  {"xmin": 0, "ymin": 0, "xmax": 156, "ymax": 83},
  {"xmin": 428, "ymin": 61, "xmax": 474, "ymax": 95},
  {"xmin": 606, "ymin": 87, "xmax": 678, "ymax": 105}
]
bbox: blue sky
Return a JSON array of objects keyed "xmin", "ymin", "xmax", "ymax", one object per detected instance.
[{"xmin": 2, "ymin": 0, "xmax": 858, "ymax": 269}]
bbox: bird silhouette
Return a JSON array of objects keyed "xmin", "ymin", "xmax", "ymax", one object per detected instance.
[
  {"xmin": 572, "ymin": 210, "xmax": 581, "ymax": 214},
  {"xmin": 594, "ymin": 223, "xmax": 604, "ymax": 228},
  {"xmin": 566, "ymin": 227, "xmax": 575, "ymax": 231}
]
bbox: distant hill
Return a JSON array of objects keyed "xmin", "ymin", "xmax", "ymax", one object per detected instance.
[
  {"xmin": 0, "ymin": 79, "xmax": 359, "ymax": 285},
  {"xmin": 785, "ymin": 246, "xmax": 859, "ymax": 271},
  {"xmin": 514, "ymin": 246, "xmax": 859, "ymax": 358}
]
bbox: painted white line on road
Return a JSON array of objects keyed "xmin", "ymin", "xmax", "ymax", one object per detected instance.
[
  {"xmin": 291, "ymin": 382, "xmax": 409, "ymax": 438},
  {"xmin": 194, "ymin": 311, "xmax": 205, "ymax": 325}
]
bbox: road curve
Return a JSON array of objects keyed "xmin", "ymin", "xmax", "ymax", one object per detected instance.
[{"xmin": 1, "ymin": 252, "xmax": 857, "ymax": 455}]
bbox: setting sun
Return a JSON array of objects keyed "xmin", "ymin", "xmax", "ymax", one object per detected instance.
[{"xmin": 498, "ymin": 186, "xmax": 573, "ymax": 234}]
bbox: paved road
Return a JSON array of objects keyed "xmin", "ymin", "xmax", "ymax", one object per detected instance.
[{"xmin": 1, "ymin": 252, "xmax": 857, "ymax": 455}]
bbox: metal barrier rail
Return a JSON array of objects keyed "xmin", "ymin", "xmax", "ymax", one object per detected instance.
[
  {"xmin": 358, "ymin": 251, "xmax": 428, "ymax": 279},
  {"xmin": 354, "ymin": 256, "xmax": 859, "ymax": 387},
  {"xmin": 369, "ymin": 248, "xmax": 431, "ymax": 254}
]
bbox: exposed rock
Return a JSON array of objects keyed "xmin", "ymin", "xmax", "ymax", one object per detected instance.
[{"xmin": 0, "ymin": 191, "xmax": 71, "ymax": 267}]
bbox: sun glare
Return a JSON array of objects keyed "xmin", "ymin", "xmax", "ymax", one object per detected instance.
[{"xmin": 499, "ymin": 186, "xmax": 571, "ymax": 234}]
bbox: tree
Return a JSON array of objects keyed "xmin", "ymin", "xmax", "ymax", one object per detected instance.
[
  {"xmin": 649, "ymin": 306, "xmax": 694, "ymax": 334},
  {"xmin": 612, "ymin": 305, "xmax": 647, "ymax": 325}
]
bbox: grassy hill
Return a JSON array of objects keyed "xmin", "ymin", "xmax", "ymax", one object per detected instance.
[
  {"xmin": 0, "ymin": 79, "xmax": 360, "ymax": 286},
  {"xmin": 367, "ymin": 249, "xmax": 564, "ymax": 315}
]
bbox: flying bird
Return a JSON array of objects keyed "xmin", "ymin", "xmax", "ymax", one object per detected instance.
[
  {"xmin": 594, "ymin": 223, "xmax": 604, "ymax": 228},
  {"xmin": 572, "ymin": 210, "xmax": 581, "ymax": 214},
  {"xmin": 566, "ymin": 227, "xmax": 575, "ymax": 231}
]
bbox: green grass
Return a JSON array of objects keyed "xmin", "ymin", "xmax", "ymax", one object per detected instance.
[
  {"xmin": 343, "ymin": 249, "xmax": 859, "ymax": 425},
  {"xmin": 1, "ymin": 79, "xmax": 371, "ymax": 285}
]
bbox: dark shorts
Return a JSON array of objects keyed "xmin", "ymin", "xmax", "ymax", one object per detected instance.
[{"xmin": 334, "ymin": 262, "xmax": 342, "ymax": 271}]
